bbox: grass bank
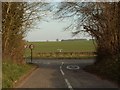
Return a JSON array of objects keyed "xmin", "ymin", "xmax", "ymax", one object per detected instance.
[
  {"xmin": 2, "ymin": 61, "xmax": 36, "ymax": 88},
  {"xmin": 26, "ymin": 52, "xmax": 96, "ymax": 59}
]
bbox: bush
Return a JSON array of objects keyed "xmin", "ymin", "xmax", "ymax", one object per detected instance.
[{"xmin": 84, "ymin": 58, "xmax": 120, "ymax": 85}]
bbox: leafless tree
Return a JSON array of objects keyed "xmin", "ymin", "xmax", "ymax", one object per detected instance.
[
  {"xmin": 49, "ymin": 2, "xmax": 120, "ymax": 82},
  {"xmin": 2, "ymin": 2, "xmax": 47, "ymax": 63}
]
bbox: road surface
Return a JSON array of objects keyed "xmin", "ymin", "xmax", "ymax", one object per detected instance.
[{"xmin": 16, "ymin": 59, "xmax": 118, "ymax": 88}]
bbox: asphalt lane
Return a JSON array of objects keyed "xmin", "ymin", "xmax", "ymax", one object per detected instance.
[{"xmin": 16, "ymin": 59, "xmax": 118, "ymax": 88}]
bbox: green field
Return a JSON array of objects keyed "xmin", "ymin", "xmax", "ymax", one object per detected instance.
[
  {"xmin": 25, "ymin": 40, "xmax": 96, "ymax": 59},
  {"xmin": 27, "ymin": 40, "xmax": 95, "ymax": 52}
]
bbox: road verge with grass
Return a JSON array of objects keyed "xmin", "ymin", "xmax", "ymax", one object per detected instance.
[{"xmin": 2, "ymin": 62, "xmax": 37, "ymax": 88}]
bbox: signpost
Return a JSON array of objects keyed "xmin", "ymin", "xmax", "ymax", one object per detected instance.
[
  {"xmin": 29, "ymin": 44, "xmax": 34, "ymax": 63},
  {"xmin": 24, "ymin": 44, "xmax": 28, "ymax": 63},
  {"xmin": 57, "ymin": 49, "xmax": 63, "ymax": 52}
]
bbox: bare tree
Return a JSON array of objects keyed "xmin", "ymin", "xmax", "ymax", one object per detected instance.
[
  {"xmin": 50, "ymin": 2, "xmax": 120, "ymax": 60},
  {"xmin": 2, "ymin": 2, "xmax": 47, "ymax": 63},
  {"xmin": 49, "ymin": 2, "xmax": 120, "ymax": 82}
]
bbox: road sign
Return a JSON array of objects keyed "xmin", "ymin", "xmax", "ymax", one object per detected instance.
[
  {"xmin": 57, "ymin": 49, "xmax": 63, "ymax": 52},
  {"xmin": 29, "ymin": 44, "xmax": 34, "ymax": 63},
  {"xmin": 24, "ymin": 45, "xmax": 28, "ymax": 49},
  {"xmin": 29, "ymin": 44, "xmax": 34, "ymax": 49}
]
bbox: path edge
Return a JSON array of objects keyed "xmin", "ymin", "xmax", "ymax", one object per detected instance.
[{"xmin": 13, "ymin": 64, "xmax": 38, "ymax": 88}]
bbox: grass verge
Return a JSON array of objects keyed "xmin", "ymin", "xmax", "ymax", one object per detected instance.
[{"xmin": 2, "ymin": 61, "xmax": 36, "ymax": 88}]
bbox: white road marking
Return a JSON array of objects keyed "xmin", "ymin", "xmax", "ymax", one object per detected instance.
[
  {"xmin": 47, "ymin": 62, "xmax": 50, "ymax": 64},
  {"xmin": 65, "ymin": 78, "xmax": 73, "ymax": 90},
  {"xmin": 60, "ymin": 62, "xmax": 65, "ymax": 75},
  {"xmin": 60, "ymin": 69, "xmax": 65, "ymax": 75},
  {"xmin": 66, "ymin": 65, "xmax": 80, "ymax": 70},
  {"xmin": 62, "ymin": 62, "xmax": 64, "ymax": 65},
  {"xmin": 60, "ymin": 66, "xmax": 62, "ymax": 69},
  {"xmin": 60, "ymin": 62, "xmax": 73, "ymax": 90}
]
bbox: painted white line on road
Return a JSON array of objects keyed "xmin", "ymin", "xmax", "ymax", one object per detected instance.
[
  {"xmin": 60, "ymin": 62, "xmax": 65, "ymax": 75},
  {"xmin": 60, "ymin": 66, "xmax": 62, "ymax": 69},
  {"xmin": 60, "ymin": 62, "xmax": 73, "ymax": 90},
  {"xmin": 47, "ymin": 62, "xmax": 50, "ymax": 64},
  {"xmin": 62, "ymin": 62, "xmax": 64, "ymax": 65},
  {"xmin": 60, "ymin": 69, "xmax": 65, "ymax": 75},
  {"xmin": 65, "ymin": 78, "xmax": 73, "ymax": 90}
]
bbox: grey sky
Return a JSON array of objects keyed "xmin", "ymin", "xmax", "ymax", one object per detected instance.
[
  {"xmin": 25, "ymin": 19, "xmax": 89, "ymax": 41},
  {"xmin": 25, "ymin": 15, "xmax": 92, "ymax": 41},
  {"xmin": 25, "ymin": 19, "xmax": 71, "ymax": 41},
  {"xmin": 24, "ymin": 0, "xmax": 118, "ymax": 42},
  {"xmin": 24, "ymin": 2, "xmax": 92, "ymax": 42}
]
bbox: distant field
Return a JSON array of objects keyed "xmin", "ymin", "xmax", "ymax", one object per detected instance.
[
  {"xmin": 27, "ymin": 40, "xmax": 96, "ymax": 52},
  {"xmin": 25, "ymin": 40, "xmax": 96, "ymax": 59}
]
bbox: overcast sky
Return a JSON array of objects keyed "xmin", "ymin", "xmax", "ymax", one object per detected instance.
[
  {"xmin": 24, "ymin": 0, "xmax": 117, "ymax": 42},
  {"xmin": 25, "ymin": 19, "xmax": 70, "ymax": 41},
  {"xmin": 24, "ymin": 2, "xmax": 92, "ymax": 42},
  {"xmin": 24, "ymin": 17, "xmax": 92, "ymax": 41}
]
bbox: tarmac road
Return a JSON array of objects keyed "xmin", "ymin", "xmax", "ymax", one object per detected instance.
[{"xmin": 16, "ymin": 59, "xmax": 118, "ymax": 89}]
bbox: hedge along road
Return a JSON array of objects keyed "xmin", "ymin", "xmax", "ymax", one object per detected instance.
[{"xmin": 16, "ymin": 59, "xmax": 118, "ymax": 88}]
